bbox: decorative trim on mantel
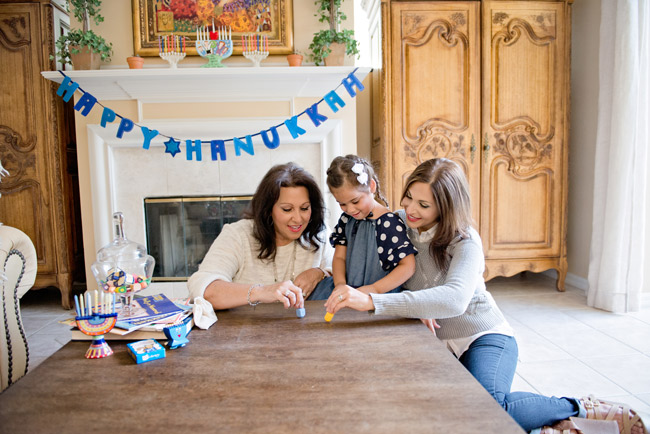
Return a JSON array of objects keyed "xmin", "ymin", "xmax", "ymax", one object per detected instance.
[{"xmin": 41, "ymin": 67, "xmax": 372, "ymax": 103}]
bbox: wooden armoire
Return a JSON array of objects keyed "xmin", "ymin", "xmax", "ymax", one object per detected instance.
[
  {"xmin": 372, "ymin": 0, "xmax": 571, "ymax": 290},
  {"xmin": 0, "ymin": 0, "xmax": 83, "ymax": 308}
]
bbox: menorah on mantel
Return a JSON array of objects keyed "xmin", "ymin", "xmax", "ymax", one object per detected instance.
[
  {"xmin": 158, "ymin": 34, "xmax": 186, "ymax": 69},
  {"xmin": 241, "ymin": 33, "xmax": 269, "ymax": 67},
  {"xmin": 195, "ymin": 22, "xmax": 233, "ymax": 68}
]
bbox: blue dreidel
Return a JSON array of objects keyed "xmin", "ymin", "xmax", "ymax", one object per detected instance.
[
  {"xmin": 163, "ymin": 316, "xmax": 193, "ymax": 349},
  {"xmin": 296, "ymin": 308, "xmax": 305, "ymax": 318}
]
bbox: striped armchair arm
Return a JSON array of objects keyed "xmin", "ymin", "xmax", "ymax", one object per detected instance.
[{"xmin": 0, "ymin": 224, "xmax": 37, "ymax": 391}]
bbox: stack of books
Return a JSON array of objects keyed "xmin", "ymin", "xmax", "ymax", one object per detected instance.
[{"xmin": 67, "ymin": 294, "xmax": 193, "ymax": 341}]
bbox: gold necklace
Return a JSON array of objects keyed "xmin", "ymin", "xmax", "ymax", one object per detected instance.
[{"xmin": 273, "ymin": 241, "xmax": 297, "ymax": 282}]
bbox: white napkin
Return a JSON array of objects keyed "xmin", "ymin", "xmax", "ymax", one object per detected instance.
[{"xmin": 192, "ymin": 297, "xmax": 218, "ymax": 329}]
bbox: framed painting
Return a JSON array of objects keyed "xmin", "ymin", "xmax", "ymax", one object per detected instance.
[{"xmin": 132, "ymin": 0, "xmax": 294, "ymax": 56}]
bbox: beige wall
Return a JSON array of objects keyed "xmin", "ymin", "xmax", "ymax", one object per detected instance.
[{"xmin": 568, "ymin": 0, "xmax": 600, "ymax": 281}]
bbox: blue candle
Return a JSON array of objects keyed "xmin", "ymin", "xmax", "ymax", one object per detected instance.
[{"xmin": 74, "ymin": 295, "xmax": 81, "ymax": 317}]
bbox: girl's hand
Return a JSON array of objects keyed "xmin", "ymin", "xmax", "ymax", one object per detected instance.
[
  {"xmin": 250, "ymin": 281, "xmax": 304, "ymax": 309},
  {"xmin": 324, "ymin": 285, "xmax": 374, "ymax": 314},
  {"xmin": 293, "ymin": 268, "xmax": 325, "ymax": 299},
  {"xmin": 420, "ymin": 319, "xmax": 441, "ymax": 335}
]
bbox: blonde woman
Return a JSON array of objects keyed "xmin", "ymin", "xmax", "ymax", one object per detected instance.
[{"xmin": 325, "ymin": 158, "xmax": 647, "ymax": 434}]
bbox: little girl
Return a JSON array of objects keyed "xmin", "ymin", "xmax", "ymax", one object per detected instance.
[{"xmin": 322, "ymin": 155, "xmax": 417, "ymax": 300}]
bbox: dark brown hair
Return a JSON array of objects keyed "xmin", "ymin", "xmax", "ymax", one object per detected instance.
[
  {"xmin": 243, "ymin": 162, "xmax": 326, "ymax": 260},
  {"xmin": 401, "ymin": 158, "xmax": 473, "ymax": 270},
  {"xmin": 325, "ymin": 154, "xmax": 389, "ymax": 207}
]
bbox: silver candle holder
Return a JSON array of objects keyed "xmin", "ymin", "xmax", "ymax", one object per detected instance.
[
  {"xmin": 159, "ymin": 52, "xmax": 186, "ymax": 69},
  {"xmin": 242, "ymin": 33, "xmax": 269, "ymax": 67},
  {"xmin": 243, "ymin": 51, "xmax": 269, "ymax": 67}
]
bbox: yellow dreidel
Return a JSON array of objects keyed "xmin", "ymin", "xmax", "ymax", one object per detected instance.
[{"xmin": 324, "ymin": 311, "xmax": 334, "ymax": 322}]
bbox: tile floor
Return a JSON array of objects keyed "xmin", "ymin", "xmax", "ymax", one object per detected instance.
[{"xmin": 17, "ymin": 273, "xmax": 650, "ymax": 425}]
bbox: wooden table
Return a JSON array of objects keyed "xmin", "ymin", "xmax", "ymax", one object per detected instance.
[{"xmin": 0, "ymin": 301, "xmax": 524, "ymax": 433}]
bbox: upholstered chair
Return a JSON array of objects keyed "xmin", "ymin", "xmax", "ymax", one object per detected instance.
[{"xmin": 0, "ymin": 224, "xmax": 37, "ymax": 391}]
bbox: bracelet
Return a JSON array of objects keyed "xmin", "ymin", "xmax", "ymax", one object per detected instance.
[
  {"xmin": 318, "ymin": 267, "xmax": 330, "ymax": 280},
  {"xmin": 247, "ymin": 284, "xmax": 262, "ymax": 307}
]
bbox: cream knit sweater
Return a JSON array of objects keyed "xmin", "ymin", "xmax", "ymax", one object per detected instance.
[{"xmin": 187, "ymin": 219, "xmax": 333, "ymax": 300}]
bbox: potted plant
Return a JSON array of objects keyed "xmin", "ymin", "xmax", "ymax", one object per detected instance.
[
  {"xmin": 53, "ymin": 0, "xmax": 113, "ymax": 69},
  {"xmin": 286, "ymin": 50, "xmax": 304, "ymax": 67},
  {"xmin": 126, "ymin": 54, "xmax": 144, "ymax": 69},
  {"xmin": 308, "ymin": 0, "xmax": 360, "ymax": 66}
]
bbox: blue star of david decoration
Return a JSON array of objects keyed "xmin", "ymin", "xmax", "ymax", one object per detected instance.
[{"xmin": 164, "ymin": 138, "xmax": 181, "ymax": 157}]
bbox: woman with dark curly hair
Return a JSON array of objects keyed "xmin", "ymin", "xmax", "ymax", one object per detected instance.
[{"xmin": 188, "ymin": 162, "xmax": 333, "ymax": 310}]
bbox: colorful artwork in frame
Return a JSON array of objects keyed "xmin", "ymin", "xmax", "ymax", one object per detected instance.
[{"xmin": 132, "ymin": 0, "xmax": 294, "ymax": 56}]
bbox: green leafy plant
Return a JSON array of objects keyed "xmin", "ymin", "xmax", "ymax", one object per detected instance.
[
  {"xmin": 52, "ymin": 0, "xmax": 113, "ymax": 66},
  {"xmin": 308, "ymin": 0, "xmax": 360, "ymax": 66}
]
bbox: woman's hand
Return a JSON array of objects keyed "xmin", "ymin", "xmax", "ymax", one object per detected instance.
[
  {"xmin": 250, "ymin": 281, "xmax": 305, "ymax": 309},
  {"xmin": 293, "ymin": 267, "xmax": 325, "ymax": 299},
  {"xmin": 420, "ymin": 319, "xmax": 441, "ymax": 335},
  {"xmin": 355, "ymin": 284, "xmax": 375, "ymax": 295},
  {"xmin": 324, "ymin": 285, "xmax": 374, "ymax": 314}
]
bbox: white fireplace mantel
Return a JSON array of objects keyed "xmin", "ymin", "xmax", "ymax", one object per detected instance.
[{"xmin": 42, "ymin": 66, "xmax": 371, "ymax": 103}]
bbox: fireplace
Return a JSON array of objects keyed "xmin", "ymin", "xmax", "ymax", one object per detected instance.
[{"xmin": 144, "ymin": 195, "xmax": 252, "ymax": 280}]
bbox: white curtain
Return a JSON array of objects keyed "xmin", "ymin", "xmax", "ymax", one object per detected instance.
[{"xmin": 588, "ymin": 0, "xmax": 650, "ymax": 313}]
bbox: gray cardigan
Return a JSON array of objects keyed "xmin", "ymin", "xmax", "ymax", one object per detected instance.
[{"xmin": 370, "ymin": 211, "xmax": 507, "ymax": 340}]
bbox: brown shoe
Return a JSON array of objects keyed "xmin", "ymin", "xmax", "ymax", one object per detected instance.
[{"xmin": 581, "ymin": 395, "xmax": 648, "ymax": 434}]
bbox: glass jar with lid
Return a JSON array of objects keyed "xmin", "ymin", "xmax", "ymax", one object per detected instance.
[{"xmin": 91, "ymin": 212, "xmax": 155, "ymax": 315}]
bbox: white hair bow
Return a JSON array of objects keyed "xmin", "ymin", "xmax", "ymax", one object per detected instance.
[{"xmin": 351, "ymin": 163, "xmax": 368, "ymax": 185}]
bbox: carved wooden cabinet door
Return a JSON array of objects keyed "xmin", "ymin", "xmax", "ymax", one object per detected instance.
[
  {"xmin": 0, "ymin": 4, "xmax": 57, "ymax": 272},
  {"xmin": 481, "ymin": 1, "xmax": 568, "ymax": 285},
  {"xmin": 375, "ymin": 0, "xmax": 571, "ymax": 290},
  {"xmin": 0, "ymin": 2, "xmax": 76, "ymax": 308},
  {"xmin": 388, "ymin": 1, "xmax": 480, "ymax": 221}
]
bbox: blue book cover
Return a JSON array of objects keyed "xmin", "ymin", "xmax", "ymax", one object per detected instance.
[{"xmin": 115, "ymin": 294, "xmax": 184, "ymax": 331}]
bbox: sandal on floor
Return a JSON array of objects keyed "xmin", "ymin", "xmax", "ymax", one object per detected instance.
[
  {"xmin": 581, "ymin": 395, "xmax": 648, "ymax": 434},
  {"xmin": 539, "ymin": 417, "xmax": 619, "ymax": 434}
]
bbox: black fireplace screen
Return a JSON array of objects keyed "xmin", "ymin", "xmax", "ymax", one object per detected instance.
[{"xmin": 144, "ymin": 196, "xmax": 252, "ymax": 281}]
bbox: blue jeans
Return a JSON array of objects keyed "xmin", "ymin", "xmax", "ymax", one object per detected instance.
[
  {"xmin": 307, "ymin": 276, "xmax": 334, "ymax": 300},
  {"xmin": 459, "ymin": 333, "xmax": 581, "ymax": 432}
]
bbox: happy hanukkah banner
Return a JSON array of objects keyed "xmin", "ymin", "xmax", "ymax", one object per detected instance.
[{"xmin": 55, "ymin": 69, "xmax": 365, "ymax": 162}]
